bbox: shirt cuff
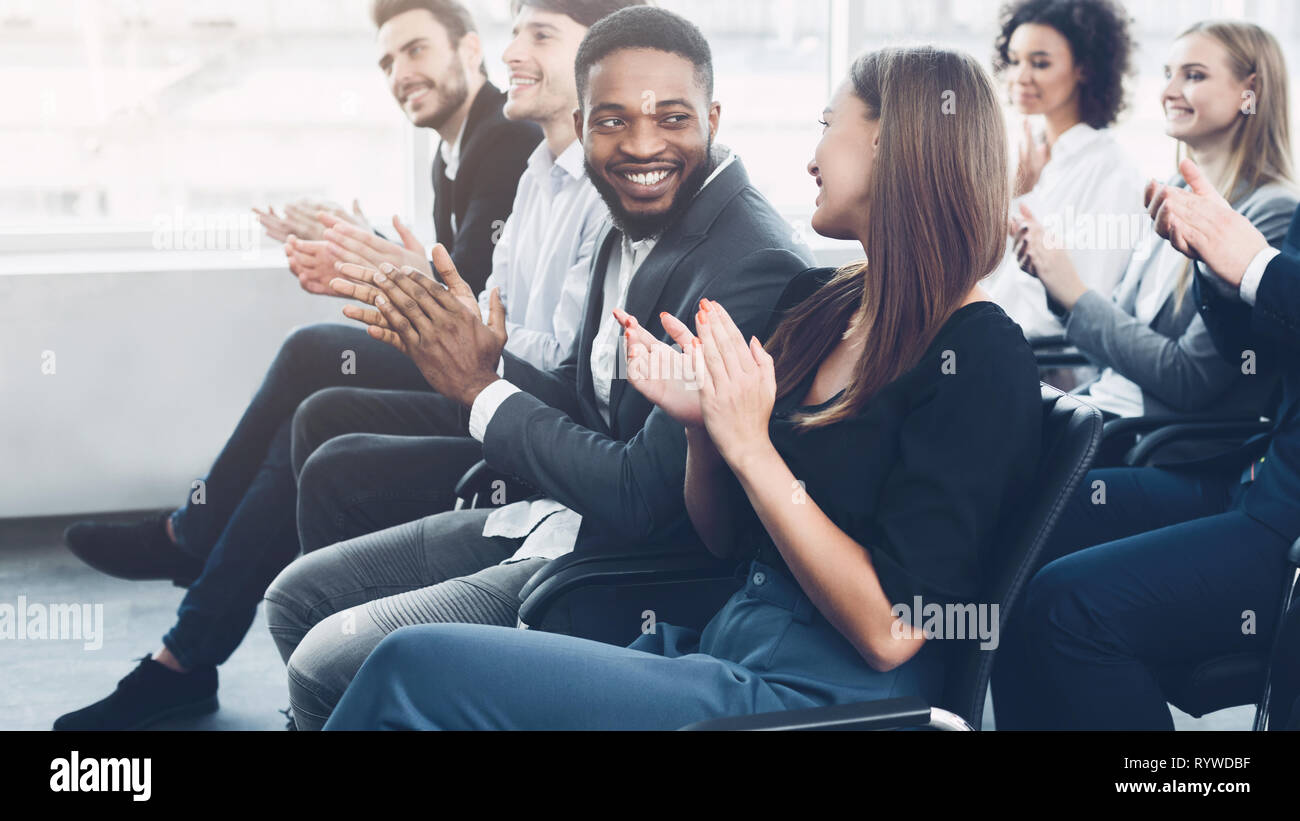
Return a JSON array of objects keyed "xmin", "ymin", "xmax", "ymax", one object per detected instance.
[
  {"xmin": 496, "ymin": 356, "xmax": 505, "ymax": 378},
  {"xmin": 1238, "ymin": 247, "xmax": 1279, "ymax": 307},
  {"xmin": 468, "ymin": 379, "xmax": 521, "ymax": 442}
]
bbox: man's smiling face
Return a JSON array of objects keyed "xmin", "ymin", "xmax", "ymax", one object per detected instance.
[
  {"xmin": 377, "ymin": 9, "xmax": 470, "ymax": 130},
  {"xmin": 577, "ymin": 48, "xmax": 720, "ymax": 240}
]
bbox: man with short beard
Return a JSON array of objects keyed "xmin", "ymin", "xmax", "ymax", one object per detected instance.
[{"xmin": 264, "ymin": 5, "xmax": 815, "ymax": 731}]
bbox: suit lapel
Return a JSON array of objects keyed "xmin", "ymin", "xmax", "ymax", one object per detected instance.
[{"xmin": 606, "ymin": 229, "xmax": 706, "ymax": 422}]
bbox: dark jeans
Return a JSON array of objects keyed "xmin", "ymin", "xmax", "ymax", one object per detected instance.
[
  {"xmin": 163, "ymin": 323, "xmax": 432, "ymax": 669},
  {"xmin": 992, "ymin": 465, "xmax": 1291, "ymax": 730},
  {"xmin": 290, "ymin": 387, "xmax": 481, "ymax": 553}
]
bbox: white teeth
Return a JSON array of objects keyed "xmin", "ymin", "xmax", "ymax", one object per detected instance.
[
  {"xmin": 624, "ymin": 170, "xmax": 670, "ymax": 186},
  {"xmin": 511, "ymin": 78, "xmax": 538, "ymax": 87}
]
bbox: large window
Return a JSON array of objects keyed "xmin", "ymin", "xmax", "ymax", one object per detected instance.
[{"xmin": 3, "ymin": 0, "xmax": 1299, "ymax": 257}]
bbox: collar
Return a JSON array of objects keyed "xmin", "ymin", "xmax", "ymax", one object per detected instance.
[
  {"xmin": 701, "ymin": 147, "xmax": 736, "ymax": 191},
  {"xmin": 1048, "ymin": 122, "xmax": 1101, "ymax": 163},
  {"xmin": 530, "ymin": 138, "xmax": 586, "ymax": 181},
  {"xmin": 440, "ymin": 115, "xmax": 470, "ymax": 171}
]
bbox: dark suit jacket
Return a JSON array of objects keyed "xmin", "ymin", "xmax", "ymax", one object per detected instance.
[
  {"xmin": 1193, "ymin": 205, "xmax": 1300, "ymax": 541},
  {"xmin": 481, "ymin": 156, "xmax": 815, "ymax": 557},
  {"xmin": 431, "ymin": 82, "xmax": 541, "ymax": 295}
]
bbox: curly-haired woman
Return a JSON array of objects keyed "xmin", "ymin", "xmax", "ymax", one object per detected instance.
[{"xmin": 985, "ymin": 0, "xmax": 1147, "ymax": 341}]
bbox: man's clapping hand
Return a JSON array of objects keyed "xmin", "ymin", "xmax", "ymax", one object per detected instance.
[
  {"xmin": 1146, "ymin": 158, "xmax": 1269, "ymax": 288},
  {"xmin": 329, "ymin": 246, "xmax": 505, "ymax": 407}
]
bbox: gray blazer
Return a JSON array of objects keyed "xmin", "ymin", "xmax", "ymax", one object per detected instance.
[{"xmin": 1067, "ymin": 176, "xmax": 1297, "ymax": 417}]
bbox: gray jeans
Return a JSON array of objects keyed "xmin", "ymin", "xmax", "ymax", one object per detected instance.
[{"xmin": 263, "ymin": 507, "xmax": 549, "ymax": 730}]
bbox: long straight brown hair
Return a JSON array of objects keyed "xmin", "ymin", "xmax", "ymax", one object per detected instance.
[{"xmin": 764, "ymin": 46, "xmax": 1010, "ymax": 429}]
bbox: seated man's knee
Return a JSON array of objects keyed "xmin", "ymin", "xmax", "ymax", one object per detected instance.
[
  {"xmin": 291, "ymin": 388, "xmax": 365, "ymax": 475},
  {"xmin": 287, "ymin": 608, "xmax": 383, "ymax": 729}
]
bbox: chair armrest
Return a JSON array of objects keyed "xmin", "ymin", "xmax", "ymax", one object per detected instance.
[
  {"xmin": 1033, "ymin": 341, "xmax": 1093, "ymax": 368},
  {"xmin": 1126, "ymin": 420, "xmax": 1272, "ymax": 466},
  {"xmin": 453, "ymin": 459, "xmax": 534, "ymax": 509},
  {"xmin": 677, "ymin": 697, "xmax": 972, "ymax": 731},
  {"xmin": 517, "ymin": 548, "xmax": 739, "ymax": 629},
  {"xmin": 1029, "ymin": 335, "xmax": 1069, "ymax": 350},
  {"xmin": 1102, "ymin": 414, "xmax": 1265, "ymax": 443}
]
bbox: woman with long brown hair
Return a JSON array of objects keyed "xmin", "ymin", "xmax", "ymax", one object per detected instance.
[{"xmin": 322, "ymin": 46, "xmax": 1043, "ymax": 730}]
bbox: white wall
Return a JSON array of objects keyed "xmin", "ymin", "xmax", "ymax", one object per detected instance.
[
  {"xmin": 0, "ymin": 254, "xmax": 345, "ymax": 519},
  {"xmin": 0, "ymin": 244, "xmax": 859, "ymax": 520}
]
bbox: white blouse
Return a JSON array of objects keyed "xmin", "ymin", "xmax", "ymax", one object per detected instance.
[{"xmin": 984, "ymin": 122, "xmax": 1146, "ymax": 339}]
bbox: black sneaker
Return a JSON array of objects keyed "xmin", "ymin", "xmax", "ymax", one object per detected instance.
[
  {"xmin": 53, "ymin": 656, "xmax": 219, "ymax": 730},
  {"xmin": 63, "ymin": 512, "xmax": 204, "ymax": 586}
]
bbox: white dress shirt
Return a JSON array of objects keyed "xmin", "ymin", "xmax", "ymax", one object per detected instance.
[
  {"xmin": 984, "ymin": 123, "xmax": 1147, "ymax": 338},
  {"xmin": 439, "ymin": 117, "xmax": 469, "ymax": 182},
  {"xmin": 468, "ymin": 150, "xmax": 737, "ymax": 564},
  {"xmin": 1240, "ymin": 247, "xmax": 1279, "ymax": 306},
  {"xmin": 478, "ymin": 139, "xmax": 609, "ymax": 371}
]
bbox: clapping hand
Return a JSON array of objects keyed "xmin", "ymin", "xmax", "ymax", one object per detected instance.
[
  {"xmin": 617, "ymin": 306, "xmax": 706, "ymax": 428},
  {"xmin": 1145, "ymin": 158, "xmax": 1268, "ymax": 288},
  {"xmin": 328, "ymin": 246, "xmax": 505, "ymax": 407},
  {"xmin": 692, "ymin": 299, "xmax": 777, "ymax": 469},
  {"xmin": 1011, "ymin": 203, "xmax": 1087, "ymax": 311},
  {"xmin": 321, "ymin": 213, "xmax": 434, "ymax": 281}
]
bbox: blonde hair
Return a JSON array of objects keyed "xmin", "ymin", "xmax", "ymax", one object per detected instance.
[
  {"xmin": 1173, "ymin": 20, "xmax": 1295, "ymax": 303},
  {"xmin": 764, "ymin": 46, "xmax": 1008, "ymax": 429}
]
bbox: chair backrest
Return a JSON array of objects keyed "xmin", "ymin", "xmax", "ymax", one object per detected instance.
[{"xmin": 939, "ymin": 386, "xmax": 1103, "ymax": 728}]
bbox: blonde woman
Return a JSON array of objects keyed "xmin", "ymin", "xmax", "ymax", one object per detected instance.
[
  {"xmin": 323, "ymin": 46, "xmax": 1042, "ymax": 731},
  {"xmin": 1015, "ymin": 20, "xmax": 1297, "ymax": 463}
]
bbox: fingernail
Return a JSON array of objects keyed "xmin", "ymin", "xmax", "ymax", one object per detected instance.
[
  {"xmin": 697, "ymin": 311, "xmax": 706, "ymax": 325},
  {"xmin": 374, "ymin": 271, "xmax": 386, "ymax": 283},
  {"xmin": 693, "ymin": 338, "xmax": 701, "ymax": 346},
  {"xmin": 376, "ymin": 294, "xmax": 387, "ymax": 305},
  {"xmin": 699, "ymin": 299, "xmax": 709, "ymax": 312}
]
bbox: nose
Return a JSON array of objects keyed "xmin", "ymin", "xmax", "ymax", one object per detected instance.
[
  {"xmin": 1014, "ymin": 62, "xmax": 1033, "ymax": 87},
  {"xmin": 619, "ymin": 119, "xmax": 669, "ymax": 162},
  {"xmin": 807, "ymin": 157, "xmax": 819, "ymax": 178},
  {"xmin": 1161, "ymin": 77, "xmax": 1181, "ymax": 106},
  {"xmin": 502, "ymin": 33, "xmax": 523, "ymax": 65}
]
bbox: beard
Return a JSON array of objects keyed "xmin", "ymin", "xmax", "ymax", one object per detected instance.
[
  {"xmin": 585, "ymin": 138, "xmax": 715, "ymax": 242},
  {"xmin": 412, "ymin": 67, "xmax": 469, "ymax": 131}
]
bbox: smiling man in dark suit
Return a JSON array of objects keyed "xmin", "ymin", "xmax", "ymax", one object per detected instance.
[{"xmin": 262, "ymin": 6, "xmax": 815, "ymax": 730}]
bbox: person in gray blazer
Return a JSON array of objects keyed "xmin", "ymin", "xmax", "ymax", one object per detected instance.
[{"xmin": 1012, "ymin": 20, "xmax": 1298, "ymax": 465}]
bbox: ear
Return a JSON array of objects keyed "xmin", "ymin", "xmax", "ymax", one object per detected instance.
[
  {"xmin": 459, "ymin": 31, "xmax": 483, "ymax": 77},
  {"xmin": 707, "ymin": 101, "xmax": 721, "ymax": 142},
  {"xmin": 572, "ymin": 106, "xmax": 585, "ymax": 144}
]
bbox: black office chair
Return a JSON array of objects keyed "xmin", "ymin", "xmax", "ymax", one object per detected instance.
[{"xmin": 510, "ymin": 386, "xmax": 1104, "ymax": 730}]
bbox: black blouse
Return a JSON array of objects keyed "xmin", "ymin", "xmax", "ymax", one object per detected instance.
[{"xmin": 736, "ymin": 267, "xmax": 1042, "ymax": 608}]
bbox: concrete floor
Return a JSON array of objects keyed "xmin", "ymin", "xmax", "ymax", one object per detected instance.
[
  {"xmin": 1, "ymin": 512, "xmax": 1256, "ymax": 731},
  {"xmin": 1, "ymin": 512, "xmax": 286, "ymax": 730}
]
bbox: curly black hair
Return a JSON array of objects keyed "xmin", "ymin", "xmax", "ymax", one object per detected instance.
[{"xmin": 992, "ymin": 0, "xmax": 1134, "ymax": 129}]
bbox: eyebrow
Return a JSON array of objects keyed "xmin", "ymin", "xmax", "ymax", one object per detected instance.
[
  {"xmin": 588, "ymin": 99, "xmax": 695, "ymax": 117},
  {"xmin": 1008, "ymin": 49, "xmax": 1052, "ymax": 58},
  {"xmin": 378, "ymin": 37, "xmax": 429, "ymax": 69},
  {"xmin": 512, "ymin": 21, "xmax": 560, "ymax": 36}
]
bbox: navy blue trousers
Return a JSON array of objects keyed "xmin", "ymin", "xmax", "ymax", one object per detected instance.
[
  {"xmin": 164, "ymin": 324, "xmax": 432, "ymax": 668},
  {"xmin": 992, "ymin": 465, "xmax": 1291, "ymax": 729}
]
